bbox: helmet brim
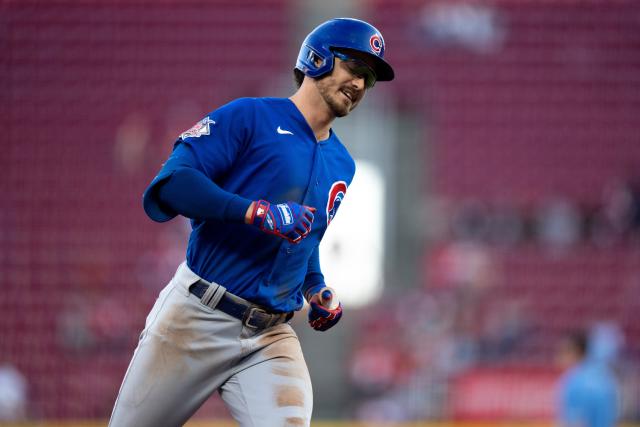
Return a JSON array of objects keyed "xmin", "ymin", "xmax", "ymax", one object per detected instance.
[{"xmin": 369, "ymin": 55, "xmax": 394, "ymax": 82}]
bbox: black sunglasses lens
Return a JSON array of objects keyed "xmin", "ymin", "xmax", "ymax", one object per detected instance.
[
  {"xmin": 335, "ymin": 52, "xmax": 377, "ymax": 88},
  {"xmin": 350, "ymin": 63, "xmax": 376, "ymax": 88}
]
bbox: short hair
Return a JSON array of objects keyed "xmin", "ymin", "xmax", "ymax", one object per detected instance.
[
  {"xmin": 566, "ymin": 330, "xmax": 589, "ymax": 358},
  {"xmin": 293, "ymin": 68, "xmax": 330, "ymax": 89},
  {"xmin": 293, "ymin": 69, "xmax": 305, "ymax": 89}
]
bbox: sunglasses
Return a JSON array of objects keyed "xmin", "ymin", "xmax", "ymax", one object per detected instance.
[{"xmin": 333, "ymin": 51, "xmax": 377, "ymax": 89}]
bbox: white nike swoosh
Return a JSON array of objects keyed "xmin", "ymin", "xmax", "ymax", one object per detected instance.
[{"xmin": 277, "ymin": 126, "xmax": 294, "ymax": 135}]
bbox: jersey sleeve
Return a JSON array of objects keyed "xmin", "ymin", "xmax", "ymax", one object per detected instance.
[
  {"xmin": 142, "ymin": 98, "xmax": 255, "ymax": 222},
  {"xmin": 302, "ymin": 245, "xmax": 325, "ymax": 301}
]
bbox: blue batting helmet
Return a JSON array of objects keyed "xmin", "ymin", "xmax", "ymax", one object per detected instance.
[{"xmin": 295, "ymin": 18, "xmax": 395, "ymax": 83}]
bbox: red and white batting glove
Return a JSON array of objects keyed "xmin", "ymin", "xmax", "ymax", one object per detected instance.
[{"xmin": 308, "ymin": 288, "xmax": 343, "ymax": 331}]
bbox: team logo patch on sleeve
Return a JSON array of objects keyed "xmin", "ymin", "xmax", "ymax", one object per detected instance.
[
  {"xmin": 180, "ymin": 117, "xmax": 215, "ymax": 140},
  {"xmin": 326, "ymin": 181, "xmax": 347, "ymax": 225}
]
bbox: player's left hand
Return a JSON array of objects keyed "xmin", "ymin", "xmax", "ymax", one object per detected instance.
[{"xmin": 308, "ymin": 290, "xmax": 343, "ymax": 331}]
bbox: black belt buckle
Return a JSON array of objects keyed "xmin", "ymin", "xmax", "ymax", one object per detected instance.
[{"xmin": 243, "ymin": 306, "xmax": 268, "ymax": 329}]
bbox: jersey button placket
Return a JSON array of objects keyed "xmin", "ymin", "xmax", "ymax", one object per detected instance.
[{"xmin": 265, "ymin": 243, "xmax": 291, "ymax": 284}]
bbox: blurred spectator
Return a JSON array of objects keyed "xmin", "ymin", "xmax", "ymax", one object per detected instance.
[
  {"xmin": 0, "ymin": 363, "xmax": 27, "ymax": 421},
  {"xmin": 556, "ymin": 328, "xmax": 619, "ymax": 427},
  {"xmin": 135, "ymin": 222, "xmax": 189, "ymax": 293},
  {"xmin": 57, "ymin": 293, "xmax": 95, "ymax": 352},
  {"xmin": 113, "ymin": 111, "xmax": 151, "ymax": 175},
  {"xmin": 429, "ymin": 193, "xmax": 640, "ymax": 249},
  {"xmin": 536, "ymin": 196, "xmax": 582, "ymax": 251},
  {"xmin": 418, "ymin": 2, "xmax": 505, "ymax": 53},
  {"xmin": 629, "ymin": 178, "xmax": 640, "ymax": 236},
  {"xmin": 590, "ymin": 178, "xmax": 640, "ymax": 246},
  {"xmin": 426, "ymin": 240, "xmax": 497, "ymax": 291},
  {"xmin": 478, "ymin": 298, "xmax": 531, "ymax": 362},
  {"xmin": 57, "ymin": 287, "xmax": 135, "ymax": 353},
  {"xmin": 589, "ymin": 323, "xmax": 624, "ymax": 365},
  {"xmin": 450, "ymin": 200, "xmax": 491, "ymax": 242},
  {"xmin": 88, "ymin": 293, "xmax": 134, "ymax": 351},
  {"xmin": 486, "ymin": 201, "xmax": 525, "ymax": 246}
]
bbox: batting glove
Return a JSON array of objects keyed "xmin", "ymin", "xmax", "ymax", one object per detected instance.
[
  {"xmin": 308, "ymin": 290, "xmax": 343, "ymax": 331},
  {"xmin": 250, "ymin": 200, "xmax": 315, "ymax": 244}
]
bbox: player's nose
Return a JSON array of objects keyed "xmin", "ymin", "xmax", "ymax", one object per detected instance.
[{"xmin": 350, "ymin": 76, "xmax": 365, "ymax": 91}]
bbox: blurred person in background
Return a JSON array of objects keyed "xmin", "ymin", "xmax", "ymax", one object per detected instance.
[
  {"xmin": 556, "ymin": 327, "xmax": 620, "ymax": 427},
  {"xmin": 108, "ymin": 17, "xmax": 394, "ymax": 427},
  {"xmin": 0, "ymin": 363, "xmax": 28, "ymax": 421}
]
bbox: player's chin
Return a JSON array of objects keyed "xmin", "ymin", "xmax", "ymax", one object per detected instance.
[
  {"xmin": 328, "ymin": 99, "xmax": 351, "ymax": 118},
  {"xmin": 335, "ymin": 95, "xmax": 361, "ymax": 117}
]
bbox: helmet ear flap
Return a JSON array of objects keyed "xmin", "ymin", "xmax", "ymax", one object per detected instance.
[{"xmin": 296, "ymin": 45, "xmax": 334, "ymax": 78}]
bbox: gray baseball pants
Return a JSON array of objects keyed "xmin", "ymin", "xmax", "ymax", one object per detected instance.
[{"xmin": 109, "ymin": 262, "xmax": 313, "ymax": 427}]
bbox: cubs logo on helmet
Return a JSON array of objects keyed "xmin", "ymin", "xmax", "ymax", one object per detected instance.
[
  {"xmin": 370, "ymin": 34, "xmax": 383, "ymax": 54},
  {"xmin": 326, "ymin": 181, "xmax": 347, "ymax": 225}
]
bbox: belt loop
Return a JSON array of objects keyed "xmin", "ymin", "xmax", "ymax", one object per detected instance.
[{"xmin": 200, "ymin": 280, "xmax": 227, "ymax": 310}]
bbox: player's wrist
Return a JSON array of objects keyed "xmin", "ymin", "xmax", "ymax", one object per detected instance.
[
  {"xmin": 304, "ymin": 283, "xmax": 326, "ymax": 303},
  {"xmin": 244, "ymin": 201, "xmax": 256, "ymax": 224},
  {"xmin": 249, "ymin": 200, "xmax": 272, "ymax": 228}
]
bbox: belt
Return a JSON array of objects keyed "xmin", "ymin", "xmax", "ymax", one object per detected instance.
[{"xmin": 189, "ymin": 280, "xmax": 293, "ymax": 329}]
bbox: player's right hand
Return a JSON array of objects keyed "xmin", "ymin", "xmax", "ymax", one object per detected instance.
[
  {"xmin": 249, "ymin": 200, "xmax": 315, "ymax": 244},
  {"xmin": 308, "ymin": 288, "xmax": 343, "ymax": 331}
]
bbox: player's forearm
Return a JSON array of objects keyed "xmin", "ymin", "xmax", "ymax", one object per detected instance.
[{"xmin": 156, "ymin": 167, "xmax": 252, "ymax": 222}]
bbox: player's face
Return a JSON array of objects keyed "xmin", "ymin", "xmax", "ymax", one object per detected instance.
[{"xmin": 315, "ymin": 55, "xmax": 374, "ymax": 117}]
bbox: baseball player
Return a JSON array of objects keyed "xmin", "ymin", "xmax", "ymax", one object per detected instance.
[{"xmin": 109, "ymin": 17, "xmax": 394, "ymax": 427}]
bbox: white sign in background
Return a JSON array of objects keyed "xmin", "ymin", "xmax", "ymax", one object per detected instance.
[{"xmin": 319, "ymin": 160, "xmax": 385, "ymax": 308}]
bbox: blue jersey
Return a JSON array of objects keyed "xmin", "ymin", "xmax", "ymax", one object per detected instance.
[
  {"xmin": 144, "ymin": 97, "xmax": 355, "ymax": 312},
  {"xmin": 558, "ymin": 360, "xmax": 619, "ymax": 427}
]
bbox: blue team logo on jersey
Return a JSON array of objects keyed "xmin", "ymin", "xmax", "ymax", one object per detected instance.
[
  {"xmin": 180, "ymin": 117, "xmax": 215, "ymax": 140},
  {"xmin": 326, "ymin": 181, "xmax": 347, "ymax": 225}
]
